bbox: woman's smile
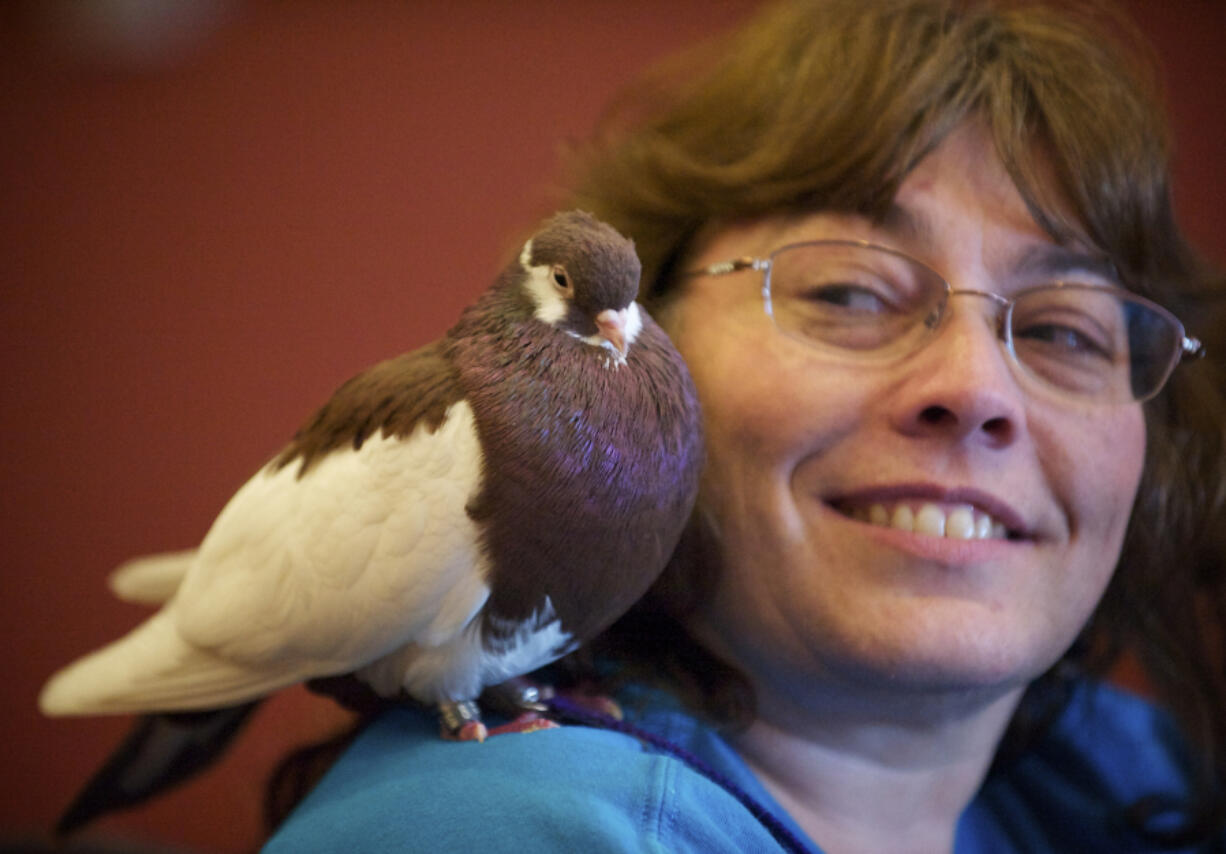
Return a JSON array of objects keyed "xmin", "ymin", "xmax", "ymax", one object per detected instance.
[{"xmin": 826, "ymin": 483, "xmax": 1032, "ymax": 541}]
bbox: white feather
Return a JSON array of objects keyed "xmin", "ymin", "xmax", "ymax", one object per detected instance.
[
  {"xmin": 40, "ymin": 401, "xmax": 494, "ymax": 715},
  {"xmin": 359, "ymin": 597, "xmax": 574, "ymax": 704},
  {"xmin": 39, "ymin": 611, "xmax": 309, "ymax": 713},
  {"xmin": 108, "ymin": 550, "xmax": 196, "ymax": 604},
  {"xmin": 478, "ymin": 597, "xmax": 576, "ymax": 686},
  {"xmin": 623, "ymin": 302, "xmax": 643, "ymax": 344}
]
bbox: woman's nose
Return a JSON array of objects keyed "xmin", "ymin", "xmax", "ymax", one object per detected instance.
[{"xmin": 888, "ymin": 297, "xmax": 1025, "ymax": 450}]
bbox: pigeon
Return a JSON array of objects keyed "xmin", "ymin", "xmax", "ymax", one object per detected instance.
[{"xmin": 39, "ymin": 209, "xmax": 703, "ymax": 827}]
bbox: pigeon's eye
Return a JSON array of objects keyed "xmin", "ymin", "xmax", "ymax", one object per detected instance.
[{"xmin": 551, "ymin": 265, "xmax": 572, "ymax": 294}]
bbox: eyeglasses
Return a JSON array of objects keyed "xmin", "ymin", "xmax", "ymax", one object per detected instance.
[{"xmin": 686, "ymin": 240, "xmax": 1204, "ymax": 405}]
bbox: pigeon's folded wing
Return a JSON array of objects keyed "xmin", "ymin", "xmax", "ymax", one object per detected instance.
[
  {"xmin": 175, "ymin": 396, "xmax": 494, "ymax": 672},
  {"xmin": 42, "ymin": 343, "xmax": 493, "ymax": 715}
]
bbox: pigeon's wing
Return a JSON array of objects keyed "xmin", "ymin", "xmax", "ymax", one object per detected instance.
[
  {"xmin": 273, "ymin": 340, "xmax": 463, "ymax": 475},
  {"xmin": 102, "ymin": 340, "xmax": 465, "ymax": 608},
  {"xmin": 176, "ymin": 395, "xmax": 492, "ymax": 673},
  {"xmin": 41, "ymin": 343, "xmax": 493, "ymax": 714}
]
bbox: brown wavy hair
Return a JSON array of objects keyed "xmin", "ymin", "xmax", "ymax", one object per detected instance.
[{"xmin": 563, "ymin": 0, "xmax": 1226, "ymax": 843}]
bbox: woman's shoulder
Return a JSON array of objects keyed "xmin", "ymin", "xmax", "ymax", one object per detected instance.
[
  {"xmin": 962, "ymin": 679, "xmax": 1217, "ymax": 853},
  {"xmin": 262, "ymin": 693, "xmax": 800, "ymax": 853}
]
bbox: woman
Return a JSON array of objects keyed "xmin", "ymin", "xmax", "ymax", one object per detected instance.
[{"xmin": 265, "ymin": 1, "xmax": 1226, "ymax": 850}]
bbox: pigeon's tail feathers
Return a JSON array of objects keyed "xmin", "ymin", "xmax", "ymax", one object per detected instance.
[
  {"xmin": 40, "ymin": 612, "xmax": 297, "ymax": 716},
  {"xmin": 108, "ymin": 549, "xmax": 197, "ymax": 605},
  {"xmin": 56, "ymin": 702, "xmax": 260, "ymax": 836}
]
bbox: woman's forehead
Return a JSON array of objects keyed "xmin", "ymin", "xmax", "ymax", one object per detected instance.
[{"xmin": 698, "ymin": 126, "xmax": 1111, "ymax": 275}]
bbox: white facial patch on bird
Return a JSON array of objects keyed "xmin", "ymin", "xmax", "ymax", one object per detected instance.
[{"xmin": 519, "ymin": 239, "xmax": 569, "ymax": 327}]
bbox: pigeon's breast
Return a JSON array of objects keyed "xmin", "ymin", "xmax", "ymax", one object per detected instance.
[{"xmin": 454, "ymin": 318, "xmax": 703, "ymax": 644}]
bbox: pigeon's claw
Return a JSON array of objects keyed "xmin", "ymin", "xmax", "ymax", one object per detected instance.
[{"xmin": 447, "ymin": 720, "xmax": 489, "ymax": 743}]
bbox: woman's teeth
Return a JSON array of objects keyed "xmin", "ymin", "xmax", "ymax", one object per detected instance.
[{"xmin": 845, "ymin": 502, "xmax": 1008, "ymax": 540}]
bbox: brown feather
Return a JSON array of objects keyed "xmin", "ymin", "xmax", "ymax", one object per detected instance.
[{"xmin": 273, "ymin": 339, "xmax": 464, "ymax": 477}]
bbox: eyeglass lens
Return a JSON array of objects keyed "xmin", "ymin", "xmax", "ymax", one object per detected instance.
[{"xmin": 765, "ymin": 242, "xmax": 1182, "ymax": 403}]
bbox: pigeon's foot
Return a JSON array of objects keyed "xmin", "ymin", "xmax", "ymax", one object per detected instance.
[
  {"xmin": 437, "ymin": 680, "xmax": 621, "ymax": 741},
  {"xmin": 486, "ymin": 712, "xmax": 560, "ymax": 737},
  {"xmin": 436, "ymin": 698, "xmax": 556, "ymax": 740},
  {"xmin": 437, "ymin": 699, "xmax": 487, "ymax": 742}
]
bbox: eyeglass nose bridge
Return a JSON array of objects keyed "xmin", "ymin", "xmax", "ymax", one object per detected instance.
[{"xmin": 926, "ymin": 288, "xmax": 1014, "ymax": 341}]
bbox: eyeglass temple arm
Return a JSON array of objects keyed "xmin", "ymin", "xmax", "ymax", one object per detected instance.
[{"xmin": 690, "ymin": 257, "xmax": 766, "ymax": 277}]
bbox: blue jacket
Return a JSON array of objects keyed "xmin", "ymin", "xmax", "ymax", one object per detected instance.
[{"xmin": 264, "ymin": 679, "xmax": 1218, "ymax": 852}]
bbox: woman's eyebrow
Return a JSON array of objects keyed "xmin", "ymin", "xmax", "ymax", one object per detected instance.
[
  {"xmin": 878, "ymin": 202, "xmax": 1119, "ymax": 283},
  {"xmin": 1011, "ymin": 244, "xmax": 1119, "ymax": 283}
]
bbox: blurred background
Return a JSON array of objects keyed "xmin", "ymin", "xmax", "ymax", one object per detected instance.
[{"xmin": 1, "ymin": 1, "xmax": 1222, "ymax": 851}]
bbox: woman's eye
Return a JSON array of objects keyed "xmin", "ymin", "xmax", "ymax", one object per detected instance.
[
  {"xmin": 1015, "ymin": 323, "xmax": 1113, "ymax": 360},
  {"xmin": 800, "ymin": 283, "xmax": 892, "ymax": 313}
]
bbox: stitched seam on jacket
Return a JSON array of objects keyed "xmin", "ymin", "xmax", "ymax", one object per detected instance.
[{"xmin": 646, "ymin": 752, "xmax": 679, "ymax": 851}]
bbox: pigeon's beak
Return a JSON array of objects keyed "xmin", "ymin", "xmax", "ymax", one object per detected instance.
[{"xmin": 595, "ymin": 308, "xmax": 629, "ymax": 358}]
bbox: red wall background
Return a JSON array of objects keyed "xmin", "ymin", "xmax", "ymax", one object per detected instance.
[{"xmin": 2, "ymin": 2, "xmax": 1222, "ymax": 852}]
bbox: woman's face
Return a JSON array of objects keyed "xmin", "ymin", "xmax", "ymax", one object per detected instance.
[{"xmin": 661, "ymin": 126, "xmax": 1145, "ymax": 711}]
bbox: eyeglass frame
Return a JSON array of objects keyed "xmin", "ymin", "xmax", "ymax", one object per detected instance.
[{"xmin": 685, "ymin": 239, "xmax": 1205, "ymax": 405}]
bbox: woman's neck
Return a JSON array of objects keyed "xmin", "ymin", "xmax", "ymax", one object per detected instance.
[{"xmin": 732, "ymin": 681, "xmax": 1024, "ymax": 854}]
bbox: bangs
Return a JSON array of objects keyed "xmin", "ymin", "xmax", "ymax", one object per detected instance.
[{"xmin": 573, "ymin": 0, "xmax": 1182, "ymax": 306}]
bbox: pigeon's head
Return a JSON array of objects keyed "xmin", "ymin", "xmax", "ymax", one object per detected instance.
[{"xmin": 519, "ymin": 210, "xmax": 643, "ymax": 360}]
